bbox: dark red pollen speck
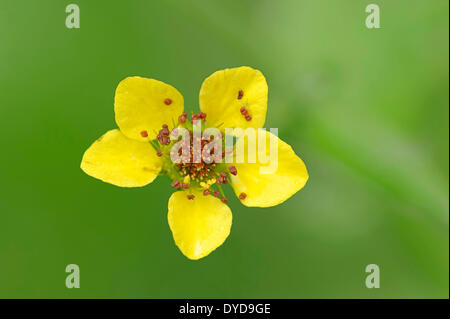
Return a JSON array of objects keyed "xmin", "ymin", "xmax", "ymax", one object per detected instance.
[
  {"xmin": 238, "ymin": 90, "xmax": 244, "ymax": 99},
  {"xmin": 239, "ymin": 192, "xmax": 247, "ymax": 200},
  {"xmin": 187, "ymin": 194, "xmax": 195, "ymax": 200},
  {"xmin": 164, "ymin": 98, "xmax": 172, "ymax": 105},
  {"xmin": 140, "ymin": 130, "xmax": 148, "ymax": 137}
]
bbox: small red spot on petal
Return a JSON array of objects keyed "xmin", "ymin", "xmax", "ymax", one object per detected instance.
[
  {"xmin": 140, "ymin": 130, "xmax": 148, "ymax": 137},
  {"xmin": 240, "ymin": 107, "xmax": 247, "ymax": 115},
  {"xmin": 156, "ymin": 150, "xmax": 163, "ymax": 157},
  {"xmin": 245, "ymin": 114, "xmax": 252, "ymax": 121},
  {"xmin": 239, "ymin": 192, "xmax": 247, "ymax": 200},
  {"xmin": 203, "ymin": 189, "xmax": 210, "ymax": 196},
  {"xmin": 238, "ymin": 90, "xmax": 244, "ymax": 99},
  {"xmin": 164, "ymin": 98, "xmax": 172, "ymax": 105},
  {"xmin": 187, "ymin": 194, "xmax": 195, "ymax": 200}
]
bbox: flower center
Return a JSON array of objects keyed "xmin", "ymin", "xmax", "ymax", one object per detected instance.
[{"xmin": 152, "ymin": 111, "xmax": 239, "ymax": 202}]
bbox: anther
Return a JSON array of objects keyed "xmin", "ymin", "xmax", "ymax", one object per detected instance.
[
  {"xmin": 160, "ymin": 128, "xmax": 170, "ymax": 136},
  {"xmin": 187, "ymin": 194, "xmax": 195, "ymax": 200},
  {"xmin": 238, "ymin": 90, "xmax": 244, "ymax": 99},
  {"xmin": 156, "ymin": 150, "xmax": 162, "ymax": 157},
  {"xmin": 240, "ymin": 107, "xmax": 248, "ymax": 115},
  {"xmin": 213, "ymin": 191, "xmax": 220, "ymax": 197},
  {"xmin": 181, "ymin": 183, "xmax": 189, "ymax": 189},
  {"xmin": 203, "ymin": 189, "xmax": 210, "ymax": 196},
  {"xmin": 164, "ymin": 98, "xmax": 172, "ymax": 105},
  {"xmin": 221, "ymin": 197, "xmax": 228, "ymax": 203},
  {"xmin": 228, "ymin": 166, "xmax": 237, "ymax": 175},
  {"xmin": 140, "ymin": 130, "xmax": 148, "ymax": 137},
  {"xmin": 239, "ymin": 192, "xmax": 247, "ymax": 200},
  {"xmin": 157, "ymin": 126, "xmax": 171, "ymax": 145},
  {"xmin": 171, "ymin": 180, "xmax": 181, "ymax": 189},
  {"xmin": 245, "ymin": 114, "xmax": 252, "ymax": 121}
]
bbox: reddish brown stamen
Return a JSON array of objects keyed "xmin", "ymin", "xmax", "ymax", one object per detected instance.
[
  {"xmin": 156, "ymin": 150, "xmax": 162, "ymax": 157},
  {"xmin": 228, "ymin": 166, "xmax": 237, "ymax": 175},
  {"xmin": 217, "ymin": 172, "xmax": 228, "ymax": 184},
  {"xmin": 238, "ymin": 90, "xmax": 244, "ymax": 99},
  {"xmin": 213, "ymin": 191, "xmax": 220, "ymax": 197},
  {"xmin": 140, "ymin": 130, "xmax": 148, "ymax": 137},
  {"xmin": 221, "ymin": 197, "xmax": 228, "ymax": 203},
  {"xmin": 187, "ymin": 194, "xmax": 195, "ymax": 200},
  {"xmin": 164, "ymin": 98, "xmax": 172, "ymax": 105},
  {"xmin": 203, "ymin": 189, "xmax": 210, "ymax": 196},
  {"xmin": 239, "ymin": 192, "xmax": 247, "ymax": 200},
  {"xmin": 171, "ymin": 180, "xmax": 181, "ymax": 189},
  {"xmin": 157, "ymin": 124, "xmax": 171, "ymax": 145}
]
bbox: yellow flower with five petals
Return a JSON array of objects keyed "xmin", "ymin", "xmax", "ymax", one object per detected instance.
[{"xmin": 81, "ymin": 66, "xmax": 308, "ymax": 260}]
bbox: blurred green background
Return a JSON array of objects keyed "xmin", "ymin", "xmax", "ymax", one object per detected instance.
[{"xmin": 0, "ymin": 0, "xmax": 448, "ymax": 298}]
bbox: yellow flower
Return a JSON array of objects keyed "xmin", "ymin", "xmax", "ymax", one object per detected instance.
[{"xmin": 81, "ymin": 66, "xmax": 309, "ymax": 260}]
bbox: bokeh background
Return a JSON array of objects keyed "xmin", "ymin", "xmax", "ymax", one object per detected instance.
[{"xmin": 0, "ymin": 0, "xmax": 448, "ymax": 298}]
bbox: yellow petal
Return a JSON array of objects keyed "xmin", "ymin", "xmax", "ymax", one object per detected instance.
[
  {"xmin": 115, "ymin": 76, "xmax": 184, "ymax": 141},
  {"xmin": 81, "ymin": 129, "xmax": 162, "ymax": 187},
  {"xmin": 168, "ymin": 190, "xmax": 232, "ymax": 260},
  {"xmin": 199, "ymin": 66, "xmax": 268, "ymax": 130},
  {"xmin": 228, "ymin": 129, "xmax": 308, "ymax": 207}
]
